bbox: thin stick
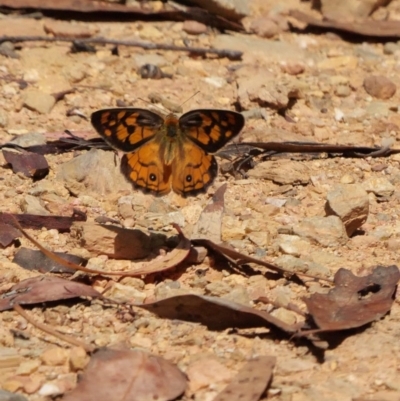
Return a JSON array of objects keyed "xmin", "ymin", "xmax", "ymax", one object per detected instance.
[
  {"xmin": 13, "ymin": 304, "xmax": 95, "ymax": 352},
  {"xmin": 0, "ymin": 36, "xmax": 242, "ymax": 60}
]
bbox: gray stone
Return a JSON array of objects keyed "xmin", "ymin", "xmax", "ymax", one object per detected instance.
[
  {"xmin": 148, "ymin": 198, "xmax": 177, "ymax": 214},
  {"xmin": 56, "ymin": 148, "xmax": 132, "ymax": 197},
  {"xmin": 249, "ymin": 16, "xmax": 280, "ymax": 38},
  {"xmin": 145, "ymin": 211, "xmax": 186, "ymax": 229},
  {"xmin": 335, "ymin": 84, "xmax": 351, "ymax": 97},
  {"xmin": 325, "ymin": 184, "xmax": 369, "ymax": 236},
  {"xmin": 205, "ymin": 281, "xmax": 232, "ymax": 297},
  {"xmin": 293, "ymin": 216, "xmax": 348, "ymax": 247},
  {"xmin": 118, "ymin": 195, "xmax": 135, "ymax": 219},
  {"xmin": 366, "ymin": 101, "xmax": 393, "ymax": 117},
  {"xmin": 21, "ymin": 194, "xmax": 49, "ymax": 215},
  {"xmin": 22, "ymin": 89, "xmax": 56, "ymax": 114},
  {"xmin": 222, "ymin": 287, "xmax": 250, "ymax": 306},
  {"xmin": 362, "ymin": 177, "xmax": 395, "ymax": 198},
  {"xmin": 383, "ymin": 42, "xmax": 400, "ymax": 55},
  {"xmin": 276, "ymin": 234, "xmax": 311, "ymax": 257},
  {"xmin": 247, "ymin": 160, "xmax": 310, "ymax": 185},
  {"xmin": 270, "ymin": 307, "xmax": 298, "ymax": 326},
  {"xmin": 236, "ymin": 67, "xmax": 302, "ymax": 110},
  {"xmin": 275, "ymin": 254, "xmax": 330, "ymax": 277},
  {"xmin": 276, "ymin": 357, "xmax": 315, "ymax": 375},
  {"xmin": 72, "ymin": 222, "xmax": 151, "ymax": 260},
  {"xmin": 0, "ymin": 390, "xmax": 28, "ymax": 401},
  {"xmin": 0, "ymin": 110, "xmax": 9, "ymax": 128},
  {"xmin": 9, "ymin": 132, "xmax": 46, "ymax": 147},
  {"xmin": 319, "ymin": 0, "xmax": 378, "ymax": 19},
  {"xmin": 370, "ymin": 226, "xmax": 392, "ymax": 241},
  {"xmin": 386, "ymin": 238, "xmax": 400, "ymax": 251}
]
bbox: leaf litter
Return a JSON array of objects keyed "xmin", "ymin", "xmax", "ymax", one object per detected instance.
[{"xmin": 3, "ymin": 166, "xmax": 400, "ymax": 400}]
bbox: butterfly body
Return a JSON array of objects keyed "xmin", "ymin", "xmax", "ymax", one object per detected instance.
[
  {"xmin": 91, "ymin": 107, "xmax": 245, "ymax": 196},
  {"xmin": 156, "ymin": 114, "xmax": 186, "ymax": 165}
]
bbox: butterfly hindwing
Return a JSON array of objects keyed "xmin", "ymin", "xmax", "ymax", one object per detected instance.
[
  {"xmin": 91, "ymin": 108, "xmax": 164, "ymax": 152},
  {"xmin": 121, "ymin": 141, "xmax": 172, "ymax": 195},
  {"xmin": 171, "ymin": 141, "xmax": 218, "ymax": 195},
  {"xmin": 179, "ymin": 109, "xmax": 245, "ymax": 153}
]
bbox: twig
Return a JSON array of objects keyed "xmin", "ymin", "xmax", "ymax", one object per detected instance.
[
  {"xmin": 0, "ymin": 36, "xmax": 242, "ymax": 60},
  {"xmin": 13, "ymin": 304, "xmax": 95, "ymax": 352}
]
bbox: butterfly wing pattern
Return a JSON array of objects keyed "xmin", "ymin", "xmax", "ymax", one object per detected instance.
[
  {"xmin": 91, "ymin": 107, "xmax": 245, "ymax": 196},
  {"xmin": 179, "ymin": 109, "xmax": 245, "ymax": 153},
  {"xmin": 91, "ymin": 108, "xmax": 164, "ymax": 152},
  {"xmin": 171, "ymin": 109, "xmax": 245, "ymax": 195},
  {"xmin": 92, "ymin": 108, "xmax": 172, "ymax": 194}
]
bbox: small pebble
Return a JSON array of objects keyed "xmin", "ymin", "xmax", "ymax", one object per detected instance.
[
  {"xmin": 363, "ymin": 75, "xmax": 396, "ymax": 99},
  {"xmin": 182, "ymin": 20, "xmax": 207, "ymax": 35}
]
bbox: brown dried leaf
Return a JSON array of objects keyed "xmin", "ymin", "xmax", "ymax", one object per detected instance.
[
  {"xmin": 0, "ymin": 0, "xmax": 243, "ymax": 31},
  {"xmin": 213, "ymin": 356, "xmax": 276, "ymax": 401},
  {"xmin": 62, "ymin": 348, "xmax": 187, "ymax": 401},
  {"xmin": 289, "ymin": 9, "xmax": 400, "ymax": 38},
  {"xmin": 0, "ymin": 276, "xmax": 101, "ymax": 311},
  {"xmin": 0, "ymin": 222, "xmax": 21, "ymax": 247},
  {"xmin": 139, "ymin": 294, "xmax": 299, "ymax": 333},
  {"xmin": 12, "ymin": 217, "xmax": 190, "ymax": 278},
  {"xmin": 13, "ymin": 247, "xmax": 86, "ymax": 274},
  {"xmin": 304, "ymin": 266, "xmax": 400, "ymax": 332},
  {"xmin": 3, "ymin": 149, "xmax": 49, "ymax": 179},
  {"xmin": 0, "ymin": 211, "xmax": 86, "ymax": 232}
]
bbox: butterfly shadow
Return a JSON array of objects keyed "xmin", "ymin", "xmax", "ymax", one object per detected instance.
[{"xmin": 92, "ymin": 223, "xmax": 168, "ymax": 261}]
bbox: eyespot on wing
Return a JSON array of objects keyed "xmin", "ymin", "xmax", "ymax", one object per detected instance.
[
  {"xmin": 171, "ymin": 141, "xmax": 218, "ymax": 196},
  {"xmin": 120, "ymin": 141, "xmax": 172, "ymax": 195}
]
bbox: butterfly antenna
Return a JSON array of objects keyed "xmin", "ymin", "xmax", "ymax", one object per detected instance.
[{"xmin": 179, "ymin": 91, "xmax": 200, "ymax": 108}]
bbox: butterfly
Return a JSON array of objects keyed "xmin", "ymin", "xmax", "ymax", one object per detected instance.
[{"xmin": 90, "ymin": 108, "xmax": 245, "ymax": 196}]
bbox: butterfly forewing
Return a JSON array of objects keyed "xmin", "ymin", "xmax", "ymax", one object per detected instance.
[
  {"xmin": 91, "ymin": 108, "xmax": 164, "ymax": 152},
  {"xmin": 179, "ymin": 109, "xmax": 245, "ymax": 153}
]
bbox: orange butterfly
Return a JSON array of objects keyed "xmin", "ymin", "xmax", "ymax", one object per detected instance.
[{"xmin": 90, "ymin": 108, "xmax": 245, "ymax": 196}]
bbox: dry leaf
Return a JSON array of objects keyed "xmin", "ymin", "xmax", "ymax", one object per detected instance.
[
  {"xmin": 0, "ymin": 276, "xmax": 101, "ymax": 311},
  {"xmin": 13, "ymin": 247, "xmax": 86, "ymax": 274},
  {"xmin": 0, "ymin": 222, "xmax": 21, "ymax": 247},
  {"xmin": 62, "ymin": 348, "xmax": 187, "ymax": 401},
  {"xmin": 289, "ymin": 9, "xmax": 400, "ymax": 38},
  {"xmin": 304, "ymin": 265, "xmax": 400, "ymax": 332},
  {"xmin": 0, "ymin": 211, "xmax": 86, "ymax": 232},
  {"xmin": 139, "ymin": 294, "xmax": 299, "ymax": 333},
  {"xmin": 3, "ymin": 149, "xmax": 49, "ymax": 179}
]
